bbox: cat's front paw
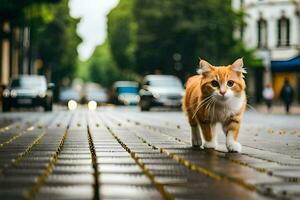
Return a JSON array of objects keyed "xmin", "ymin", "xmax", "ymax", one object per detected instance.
[
  {"xmin": 192, "ymin": 139, "xmax": 202, "ymax": 147},
  {"xmin": 203, "ymin": 141, "xmax": 218, "ymax": 149},
  {"xmin": 226, "ymin": 141, "xmax": 242, "ymax": 153}
]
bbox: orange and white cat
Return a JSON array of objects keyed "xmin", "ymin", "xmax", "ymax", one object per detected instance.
[{"xmin": 183, "ymin": 58, "xmax": 246, "ymax": 152}]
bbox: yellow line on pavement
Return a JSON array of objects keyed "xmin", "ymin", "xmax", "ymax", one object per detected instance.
[
  {"xmin": 12, "ymin": 128, "xmax": 45, "ymax": 165},
  {"xmin": 106, "ymin": 127, "xmax": 174, "ymax": 200},
  {"xmin": 87, "ymin": 126, "xmax": 100, "ymax": 200},
  {"xmin": 0, "ymin": 127, "xmax": 46, "ymax": 174},
  {"xmin": 26, "ymin": 128, "xmax": 68, "ymax": 200},
  {"xmin": 0, "ymin": 126, "xmax": 10, "ymax": 133},
  {"xmin": 0, "ymin": 126, "xmax": 35, "ymax": 148},
  {"xmin": 136, "ymin": 134, "xmax": 256, "ymax": 192},
  {"xmin": 125, "ymin": 117, "xmax": 276, "ymax": 174}
]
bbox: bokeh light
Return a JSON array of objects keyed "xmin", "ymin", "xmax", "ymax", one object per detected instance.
[
  {"xmin": 88, "ymin": 100, "xmax": 97, "ymax": 110},
  {"xmin": 68, "ymin": 100, "xmax": 77, "ymax": 110}
]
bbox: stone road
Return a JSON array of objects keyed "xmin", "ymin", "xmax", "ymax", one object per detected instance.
[{"xmin": 0, "ymin": 107, "xmax": 300, "ymax": 199}]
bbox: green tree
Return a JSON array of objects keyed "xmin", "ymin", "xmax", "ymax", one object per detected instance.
[
  {"xmin": 107, "ymin": 0, "xmax": 136, "ymax": 70},
  {"xmin": 88, "ymin": 41, "xmax": 120, "ymax": 88},
  {"xmin": 27, "ymin": 0, "xmax": 81, "ymax": 84},
  {"xmin": 132, "ymin": 0, "xmax": 254, "ymax": 78},
  {"xmin": 77, "ymin": 40, "xmax": 140, "ymax": 88}
]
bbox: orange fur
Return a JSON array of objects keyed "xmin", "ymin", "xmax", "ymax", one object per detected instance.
[{"xmin": 183, "ymin": 58, "xmax": 247, "ymax": 152}]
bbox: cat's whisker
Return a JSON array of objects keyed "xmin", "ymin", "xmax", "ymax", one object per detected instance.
[
  {"xmin": 192, "ymin": 97, "xmax": 213, "ymax": 119},
  {"xmin": 204, "ymin": 99, "xmax": 214, "ymax": 120},
  {"xmin": 192, "ymin": 101, "xmax": 209, "ymax": 119},
  {"xmin": 209, "ymin": 99, "xmax": 216, "ymax": 121},
  {"xmin": 186, "ymin": 95, "xmax": 211, "ymax": 111},
  {"xmin": 246, "ymin": 104, "xmax": 257, "ymax": 112},
  {"xmin": 184, "ymin": 59, "xmax": 246, "ymax": 153},
  {"xmin": 191, "ymin": 95, "xmax": 212, "ymax": 115}
]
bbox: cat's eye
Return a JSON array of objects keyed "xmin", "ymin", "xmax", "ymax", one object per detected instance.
[
  {"xmin": 227, "ymin": 80, "xmax": 234, "ymax": 87},
  {"xmin": 211, "ymin": 80, "xmax": 219, "ymax": 87}
]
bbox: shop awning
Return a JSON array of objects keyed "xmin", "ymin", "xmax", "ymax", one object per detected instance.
[{"xmin": 271, "ymin": 55, "xmax": 300, "ymax": 72}]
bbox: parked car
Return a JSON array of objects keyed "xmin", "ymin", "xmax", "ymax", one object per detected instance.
[
  {"xmin": 83, "ymin": 82, "xmax": 108, "ymax": 105},
  {"xmin": 2, "ymin": 75, "xmax": 54, "ymax": 112},
  {"xmin": 110, "ymin": 81, "xmax": 140, "ymax": 105},
  {"xmin": 59, "ymin": 87, "xmax": 81, "ymax": 107},
  {"xmin": 139, "ymin": 75, "xmax": 184, "ymax": 111}
]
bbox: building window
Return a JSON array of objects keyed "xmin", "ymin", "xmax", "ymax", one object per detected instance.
[
  {"xmin": 257, "ymin": 18, "xmax": 267, "ymax": 48},
  {"xmin": 277, "ymin": 16, "xmax": 290, "ymax": 47}
]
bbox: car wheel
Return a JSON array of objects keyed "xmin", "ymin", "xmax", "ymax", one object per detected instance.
[
  {"xmin": 2, "ymin": 102, "xmax": 10, "ymax": 112},
  {"xmin": 44, "ymin": 97, "xmax": 53, "ymax": 112},
  {"xmin": 140, "ymin": 99, "xmax": 151, "ymax": 111}
]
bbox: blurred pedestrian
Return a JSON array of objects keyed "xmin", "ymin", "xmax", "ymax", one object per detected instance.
[
  {"xmin": 262, "ymin": 83, "xmax": 274, "ymax": 112},
  {"xmin": 280, "ymin": 78, "xmax": 294, "ymax": 114}
]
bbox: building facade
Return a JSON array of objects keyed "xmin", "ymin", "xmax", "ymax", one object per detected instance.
[{"xmin": 232, "ymin": 0, "xmax": 300, "ymax": 102}]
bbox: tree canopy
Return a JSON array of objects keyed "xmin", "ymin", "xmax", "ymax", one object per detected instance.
[
  {"xmin": 27, "ymin": 0, "xmax": 81, "ymax": 83},
  {"xmin": 102, "ymin": 0, "xmax": 257, "ymax": 81},
  {"xmin": 80, "ymin": 0, "xmax": 258, "ymax": 86},
  {"xmin": 107, "ymin": 0, "xmax": 136, "ymax": 71},
  {"xmin": 77, "ymin": 40, "xmax": 139, "ymax": 88}
]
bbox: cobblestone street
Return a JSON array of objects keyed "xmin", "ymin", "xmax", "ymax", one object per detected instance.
[{"xmin": 0, "ymin": 107, "xmax": 300, "ymax": 199}]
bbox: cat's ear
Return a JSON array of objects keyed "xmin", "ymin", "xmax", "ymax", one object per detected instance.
[
  {"xmin": 197, "ymin": 59, "xmax": 214, "ymax": 75},
  {"xmin": 230, "ymin": 58, "xmax": 247, "ymax": 75}
]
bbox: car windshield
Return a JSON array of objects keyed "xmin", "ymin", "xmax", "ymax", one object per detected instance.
[
  {"xmin": 149, "ymin": 78, "xmax": 182, "ymax": 88},
  {"xmin": 59, "ymin": 88, "xmax": 80, "ymax": 101},
  {"xmin": 11, "ymin": 77, "xmax": 46, "ymax": 89},
  {"xmin": 116, "ymin": 86, "xmax": 138, "ymax": 94}
]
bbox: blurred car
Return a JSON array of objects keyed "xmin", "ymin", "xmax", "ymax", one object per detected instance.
[
  {"xmin": 59, "ymin": 87, "xmax": 81, "ymax": 109},
  {"xmin": 110, "ymin": 81, "xmax": 140, "ymax": 105},
  {"xmin": 139, "ymin": 75, "xmax": 184, "ymax": 111},
  {"xmin": 2, "ymin": 75, "xmax": 54, "ymax": 112},
  {"xmin": 83, "ymin": 82, "xmax": 108, "ymax": 105}
]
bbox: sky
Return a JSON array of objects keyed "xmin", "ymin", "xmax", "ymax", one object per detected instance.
[{"xmin": 69, "ymin": 0, "xmax": 119, "ymax": 61}]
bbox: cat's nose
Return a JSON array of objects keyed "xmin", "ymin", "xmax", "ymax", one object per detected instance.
[{"xmin": 220, "ymin": 91, "xmax": 226, "ymax": 96}]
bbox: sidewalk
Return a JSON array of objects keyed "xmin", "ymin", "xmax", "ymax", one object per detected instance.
[{"xmin": 253, "ymin": 104, "xmax": 300, "ymax": 115}]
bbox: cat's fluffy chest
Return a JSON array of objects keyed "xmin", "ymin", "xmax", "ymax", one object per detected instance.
[{"xmin": 211, "ymin": 94, "xmax": 245, "ymax": 122}]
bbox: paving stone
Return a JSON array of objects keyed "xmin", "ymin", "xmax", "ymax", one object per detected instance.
[
  {"xmin": 100, "ymin": 185, "xmax": 163, "ymax": 200},
  {"xmin": 35, "ymin": 185, "xmax": 94, "ymax": 200},
  {"xmin": 97, "ymin": 157, "xmax": 136, "ymax": 164},
  {"xmin": 98, "ymin": 164, "xmax": 143, "ymax": 174},
  {"xmin": 1, "ymin": 109, "xmax": 299, "ymax": 199},
  {"xmin": 99, "ymin": 174, "xmax": 151, "ymax": 185},
  {"xmin": 45, "ymin": 174, "xmax": 94, "ymax": 185}
]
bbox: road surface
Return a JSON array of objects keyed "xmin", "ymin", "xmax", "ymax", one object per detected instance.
[{"xmin": 0, "ymin": 106, "xmax": 300, "ymax": 199}]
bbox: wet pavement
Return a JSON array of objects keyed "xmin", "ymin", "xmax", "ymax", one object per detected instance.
[{"xmin": 0, "ymin": 106, "xmax": 300, "ymax": 199}]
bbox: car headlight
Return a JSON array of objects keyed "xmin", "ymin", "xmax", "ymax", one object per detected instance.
[
  {"xmin": 10, "ymin": 89, "xmax": 17, "ymax": 98},
  {"xmin": 2, "ymin": 89, "xmax": 10, "ymax": 97},
  {"xmin": 38, "ymin": 92, "xmax": 46, "ymax": 98},
  {"xmin": 152, "ymin": 92, "xmax": 160, "ymax": 98},
  {"xmin": 135, "ymin": 95, "xmax": 140, "ymax": 101},
  {"xmin": 88, "ymin": 101, "xmax": 97, "ymax": 110},
  {"xmin": 68, "ymin": 100, "xmax": 77, "ymax": 110},
  {"xmin": 118, "ymin": 95, "xmax": 125, "ymax": 101}
]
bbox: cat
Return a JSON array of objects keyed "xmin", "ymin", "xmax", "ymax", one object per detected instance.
[{"xmin": 182, "ymin": 58, "xmax": 246, "ymax": 152}]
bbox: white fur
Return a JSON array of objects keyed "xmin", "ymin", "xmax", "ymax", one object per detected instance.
[
  {"xmin": 203, "ymin": 136, "xmax": 218, "ymax": 149},
  {"xmin": 202, "ymin": 125, "xmax": 218, "ymax": 150},
  {"xmin": 200, "ymin": 91, "xmax": 244, "ymax": 152},
  {"xmin": 231, "ymin": 58, "xmax": 247, "ymax": 75},
  {"xmin": 224, "ymin": 92, "xmax": 245, "ymax": 114},
  {"xmin": 226, "ymin": 131, "xmax": 242, "ymax": 152},
  {"xmin": 188, "ymin": 82, "xmax": 245, "ymax": 152},
  {"xmin": 197, "ymin": 59, "xmax": 213, "ymax": 74},
  {"xmin": 212, "ymin": 91, "xmax": 245, "ymax": 122},
  {"xmin": 191, "ymin": 126, "xmax": 202, "ymax": 147}
]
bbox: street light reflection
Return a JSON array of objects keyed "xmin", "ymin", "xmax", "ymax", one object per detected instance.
[
  {"xmin": 88, "ymin": 101, "xmax": 97, "ymax": 111},
  {"xmin": 68, "ymin": 100, "xmax": 77, "ymax": 110}
]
